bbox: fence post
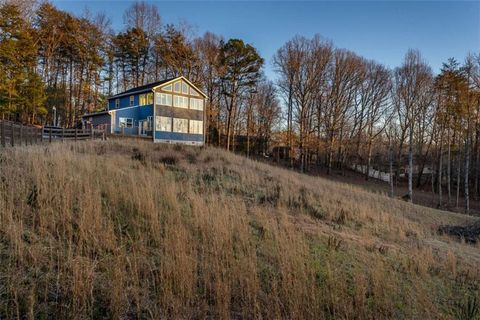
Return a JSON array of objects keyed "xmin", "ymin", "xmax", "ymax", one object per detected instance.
[
  {"xmin": 19, "ymin": 125, "xmax": 23, "ymax": 146},
  {"xmin": 10, "ymin": 122, "xmax": 14, "ymax": 147},
  {"xmin": 1, "ymin": 121, "xmax": 5, "ymax": 147},
  {"xmin": 91, "ymin": 124, "xmax": 94, "ymax": 140},
  {"xmin": 49, "ymin": 127, "xmax": 52, "ymax": 143},
  {"xmin": 75, "ymin": 128, "xmax": 77, "ymax": 141}
]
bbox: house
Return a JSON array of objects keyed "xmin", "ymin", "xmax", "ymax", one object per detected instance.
[{"xmin": 82, "ymin": 76, "xmax": 207, "ymax": 145}]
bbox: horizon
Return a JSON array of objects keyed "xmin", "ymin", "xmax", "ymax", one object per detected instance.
[{"xmin": 52, "ymin": 0, "xmax": 480, "ymax": 81}]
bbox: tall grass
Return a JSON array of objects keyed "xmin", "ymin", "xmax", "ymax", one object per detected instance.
[{"xmin": 0, "ymin": 139, "xmax": 479, "ymax": 319}]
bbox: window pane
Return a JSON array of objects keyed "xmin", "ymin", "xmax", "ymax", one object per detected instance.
[
  {"xmin": 165, "ymin": 94, "xmax": 172, "ymax": 106},
  {"xmin": 173, "ymin": 118, "xmax": 188, "ymax": 133},
  {"xmin": 163, "ymin": 84, "xmax": 172, "ymax": 91},
  {"xmin": 173, "ymin": 95, "xmax": 188, "ymax": 108},
  {"xmin": 182, "ymin": 82, "xmax": 189, "ymax": 94},
  {"xmin": 189, "ymin": 87, "xmax": 200, "ymax": 96},
  {"xmin": 156, "ymin": 116, "xmax": 172, "ymax": 131},
  {"xmin": 190, "ymin": 98, "xmax": 203, "ymax": 110},
  {"xmin": 119, "ymin": 117, "xmax": 133, "ymax": 128},
  {"xmin": 189, "ymin": 120, "xmax": 203, "ymax": 134},
  {"xmin": 147, "ymin": 93, "xmax": 154, "ymax": 105},
  {"xmin": 130, "ymin": 96, "xmax": 134, "ymax": 106},
  {"xmin": 139, "ymin": 94, "xmax": 145, "ymax": 106},
  {"xmin": 174, "ymin": 82, "xmax": 181, "ymax": 92}
]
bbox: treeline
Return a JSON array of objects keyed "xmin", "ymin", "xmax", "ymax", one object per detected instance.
[
  {"xmin": 274, "ymin": 35, "xmax": 480, "ymax": 211},
  {"xmin": 1, "ymin": 1, "xmax": 480, "ymax": 210}
]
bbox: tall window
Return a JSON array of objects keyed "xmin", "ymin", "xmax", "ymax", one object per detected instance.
[
  {"xmin": 173, "ymin": 118, "xmax": 188, "ymax": 133},
  {"xmin": 119, "ymin": 117, "xmax": 133, "ymax": 128},
  {"xmin": 190, "ymin": 98, "xmax": 204, "ymax": 111},
  {"xmin": 189, "ymin": 120, "xmax": 203, "ymax": 134},
  {"xmin": 129, "ymin": 95, "xmax": 134, "ymax": 106},
  {"xmin": 174, "ymin": 81, "xmax": 181, "ymax": 93},
  {"xmin": 115, "ymin": 99, "xmax": 120, "ymax": 108},
  {"xmin": 147, "ymin": 93, "xmax": 153, "ymax": 105},
  {"xmin": 156, "ymin": 116, "xmax": 172, "ymax": 131},
  {"xmin": 182, "ymin": 82, "xmax": 189, "ymax": 94},
  {"xmin": 156, "ymin": 93, "xmax": 172, "ymax": 106},
  {"xmin": 173, "ymin": 95, "xmax": 188, "ymax": 108}
]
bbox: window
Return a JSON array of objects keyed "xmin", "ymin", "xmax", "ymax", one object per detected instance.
[
  {"xmin": 139, "ymin": 94, "xmax": 146, "ymax": 106},
  {"xmin": 173, "ymin": 95, "xmax": 188, "ymax": 108},
  {"xmin": 147, "ymin": 116, "xmax": 153, "ymax": 130},
  {"xmin": 115, "ymin": 99, "xmax": 120, "ymax": 108},
  {"xmin": 156, "ymin": 93, "xmax": 172, "ymax": 106},
  {"xmin": 119, "ymin": 117, "xmax": 133, "ymax": 128},
  {"xmin": 190, "ymin": 98, "xmax": 204, "ymax": 111},
  {"xmin": 147, "ymin": 93, "xmax": 153, "ymax": 105},
  {"xmin": 173, "ymin": 118, "xmax": 188, "ymax": 133},
  {"xmin": 189, "ymin": 120, "xmax": 203, "ymax": 134},
  {"xmin": 163, "ymin": 84, "xmax": 172, "ymax": 92},
  {"xmin": 174, "ymin": 81, "xmax": 181, "ymax": 93},
  {"xmin": 182, "ymin": 82, "xmax": 189, "ymax": 94},
  {"xmin": 129, "ymin": 95, "xmax": 134, "ymax": 106},
  {"xmin": 139, "ymin": 93, "xmax": 154, "ymax": 106},
  {"xmin": 156, "ymin": 116, "xmax": 171, "ymax": 132},
  {"xmin": 189, "ymin": 87, "xmax": 200, "ymax": 96}
]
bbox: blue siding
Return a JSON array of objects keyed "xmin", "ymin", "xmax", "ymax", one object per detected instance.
[
  {"xmin": 112, "ymin": 105, "xmax": 153, "ymax": 136},
  {"xmin": 89, "ymin": 114, "xmax": 110, "ymax": 126},
  {"xmin": 155, "ymin": 131, "xmax": 203, "ymax": 142},
  {"xmin": 108, "ymin": 94, "xmax": 141, "ymax": 110}
]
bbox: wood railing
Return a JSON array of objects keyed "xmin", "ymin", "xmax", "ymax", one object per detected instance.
[{"xmin": 0, "ymin": 120, "xmax": 107, "ymax": 148}]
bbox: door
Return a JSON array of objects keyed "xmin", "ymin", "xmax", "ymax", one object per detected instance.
[{"xmin": 139, "ymin": 120, "xmax": 148, "ymax": 136}]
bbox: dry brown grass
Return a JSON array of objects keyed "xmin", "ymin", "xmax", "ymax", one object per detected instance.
[{"xmin": 0, "ymin": 139, "xmax": 479, "ymax": 319}]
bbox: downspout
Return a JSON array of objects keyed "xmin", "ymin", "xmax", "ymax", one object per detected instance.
[
  {"xmin": 203, "ymin": 97, "xmax": 206, "ymax": 146},
  {"xmin": 152, "ymin": 88, "xmax": 156, "ymax": 142}
]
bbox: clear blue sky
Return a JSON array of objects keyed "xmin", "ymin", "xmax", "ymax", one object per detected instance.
[{"xmin": 52, "ymin": 1, "xmax": 479, "ymax": 80}]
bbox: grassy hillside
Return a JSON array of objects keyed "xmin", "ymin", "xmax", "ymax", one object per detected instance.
[{"xmin": 0, "ymin": 140, "xmax": 479, "ymax": 319}]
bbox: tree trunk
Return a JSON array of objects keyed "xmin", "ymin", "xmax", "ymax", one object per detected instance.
[
  {"xmin": 465, "ymin": 136, "xmax": 470, "ymax": 213},
  {"xmin": 447, "ymin": 129, "xmax": 452, "ymax": 205},
  {"xmin": 389, "ymin": 136, "xmax": 394, "ymax": 198},
  {"xmin": 456, "ymin": 153, "xmax": 461, "ymax": 208},
  {"xmin": 408, "ymin": 124, "xmax": 414, "ymax": 203},
  {"xmin": 438, "ymin": 127, "xmax": 444, "ymax": 207}
]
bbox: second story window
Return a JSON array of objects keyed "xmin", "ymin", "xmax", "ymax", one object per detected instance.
[
  {"xmin": 115, "ymin": 99, "xmax": 120, "ymax": 108},
  {"xmin": 173, "ymin": 95, "xmax": 188, "ymax": 109},
  {"xmin": 156, "ymin": 93, "xmax": 172, "ymax": 106},
  {"xmin": 130, "ymin": 95, "xmax": 134, "ymax": 106},
  {"xmin": 139, "ymin": 93, "xmax": 153, "ymax": 106},
  {"xmin": 190, "ymin": 98, "xmax": 204, "ymax": 111}
]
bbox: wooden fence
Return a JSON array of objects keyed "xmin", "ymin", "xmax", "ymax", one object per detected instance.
[{"xmin": 0, "ymin": 120, "xmax": 106, "ymax": 148}]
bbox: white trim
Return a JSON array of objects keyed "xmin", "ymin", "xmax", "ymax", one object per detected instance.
[
  {"xmin": 107, "ymin": 105, "xmax": 141, "ymax": 112},
  {"xmin": 152, "ymin": 89, "xmax": 156, "ymax": 142},
  {"xmin": 152, "ymin": 76, "xmax": 208, "ymax": 98},
  {"xmin": 154, "ymin": 139, "xmax": 204, "ymax": 146}
]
